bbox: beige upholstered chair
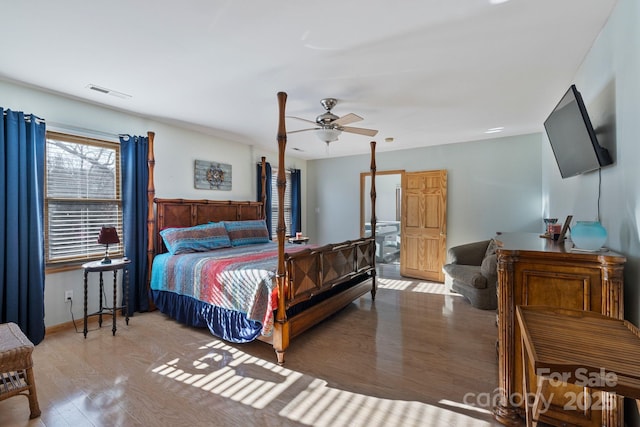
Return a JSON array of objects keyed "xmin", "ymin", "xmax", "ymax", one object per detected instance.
[{"xmin": 0, "ymin": 322, "xmax": 41, "ymax": 419}]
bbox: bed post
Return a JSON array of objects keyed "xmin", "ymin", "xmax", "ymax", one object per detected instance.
[
  {"xmin": 260, "ymin": 156, "xmax": 267, "ymax": 220},
  {"xmin": 370, "ymin": 140, "xmax": 377, "ymax": 300},
  {"xmin": 146, "ymin": 131, "xmax": 156, "ymax": 310},
  {"xmin": 274, "ymin": 92, "xmax": 289, "ymax": 365}
]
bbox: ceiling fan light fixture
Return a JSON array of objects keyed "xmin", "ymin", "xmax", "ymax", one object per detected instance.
[
  {"xmin": 290, "ymin": 97, "xmax": 377, "ymax": 145},
  {"xmin": 315, "ymin": 127, "xmax": 341, "ymax": 144}
]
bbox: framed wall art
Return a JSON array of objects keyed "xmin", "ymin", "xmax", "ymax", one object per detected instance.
[{"xmin": 194, "ymin": 160, "xmax": 232, "ymax": 190}]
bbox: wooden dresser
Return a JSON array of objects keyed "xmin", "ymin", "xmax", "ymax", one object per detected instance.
[{"xmin": 492, "ymin": 232, "xmax": 626, "ymax": 426}]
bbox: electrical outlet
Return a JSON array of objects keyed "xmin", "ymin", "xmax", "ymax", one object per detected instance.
[{"xmin": 64, "ymin": 290, "xmax": 73, "ymax": 302}]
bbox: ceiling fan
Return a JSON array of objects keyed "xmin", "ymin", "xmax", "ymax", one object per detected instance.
[{"xmin": 288, "ymin": 98, "xmax": 378, "ymax": 144}]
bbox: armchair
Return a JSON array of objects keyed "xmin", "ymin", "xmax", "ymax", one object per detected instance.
[{"xmin": 442, "ymin": 239, "xmax": 498, "ymax": 310}]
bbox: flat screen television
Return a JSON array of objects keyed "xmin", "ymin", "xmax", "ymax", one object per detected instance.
[{"xmin": 544, "ymin": 84, "xmax": 612, "ymax": 179}]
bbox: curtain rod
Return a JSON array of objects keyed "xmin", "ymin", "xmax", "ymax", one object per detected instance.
[
  {"xmin": 256, "ymin": 161, "xmax": 299, "ymax": 171},
  {"xmin": 46, "ymin": 121, "xmax": 125, "ymax": 140},
  {"xmin": 2, "ymin": 110, "xmax": 45, "ymax": 123},
  {"xmin": 4, "ymin": 113, "xmax": 133, "ymax": 141}
]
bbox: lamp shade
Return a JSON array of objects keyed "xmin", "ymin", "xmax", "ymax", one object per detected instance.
[
  {"xmin": 97, "ymin": 226, "xmax": 120, "ymax": 245},
  {"xmin": 315, "ymin": 127, "xmax": 341, "ymax": 144}
]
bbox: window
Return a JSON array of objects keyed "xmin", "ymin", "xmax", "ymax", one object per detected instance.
[
  {"xmin": 270, "ymin": 168, "xmax": 292, "ymax": 237},
  {"xmin": 45, "ymin": 132, "xmax": 122, "ymax": 265}
]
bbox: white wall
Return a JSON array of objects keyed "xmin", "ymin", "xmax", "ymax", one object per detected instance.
[
  {"xmin": 543, "ymin": 0, "xmax": 640, "ymax": 319},
  {"xmin": 1, "ymin": 80, "xmax": 306, "ymax": 328},
  {"xmin": 307, "ymin": 133, "xmax": 542, "ymax": 248},
  {"xmin": 363, "ymin": 173, "xmax": 402, "ymax": 223},
  {"xmin": 541, "ymin": 2, "xmax": 640, "ymax": 420}
]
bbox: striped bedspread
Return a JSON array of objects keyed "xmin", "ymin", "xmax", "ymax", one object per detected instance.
[{"xmin": 150, "ymin": 242, "xmax": 306, "ymax": 336}]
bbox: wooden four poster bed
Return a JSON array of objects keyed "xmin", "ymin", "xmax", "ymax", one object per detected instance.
[{"xmin": 145, "ymin": 92, "xmax": 378, "ymax": 365}]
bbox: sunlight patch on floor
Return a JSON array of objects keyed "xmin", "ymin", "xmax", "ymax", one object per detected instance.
[
  {"xmin": 377, "ymin": 278, "xmax": 414, "ymax": 291},
  {"xmin": 281, "ymin": 378, "xmax": 496, "ymax": 427},
  {"xmin": 378, "ymin": 278, "xmax": 461, "ymax": 296},
  {"xmin": 439, "ymin": 398, "xmax": 494, "ymax": 415},
  {"xmin": 152, "ymin": 339, "xmax": 302, "ymax": 409},
  {"xmin": 413, "ymin": 281, "xmax": 457, "ymax": 295},
  {"xmin": 151, "ymin": 337, "xmax": 495, "ymax": 427}
]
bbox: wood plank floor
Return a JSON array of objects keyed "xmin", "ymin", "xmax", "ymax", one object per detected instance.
[{"xmin": 0, "ymin": 268, "xmax": 504, "ymax": 426}]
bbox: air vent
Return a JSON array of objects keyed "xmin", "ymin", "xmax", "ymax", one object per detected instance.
[
  {"xmin": 88, "ymin": 85, "xmax": 109, "ymax": 94},
  {"xmin": 86, "ymin": 84, "xmax": 132, "ymax": 99}
]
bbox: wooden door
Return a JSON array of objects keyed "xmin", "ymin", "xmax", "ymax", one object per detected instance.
[{"xmin": 400, "ymin": 170, "xmax": 447, "ymax": 281}]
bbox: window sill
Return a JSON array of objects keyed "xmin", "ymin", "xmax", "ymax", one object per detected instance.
[{"xmin": 45, "ymin": 254, "xmax": 123, "ymax": 274}]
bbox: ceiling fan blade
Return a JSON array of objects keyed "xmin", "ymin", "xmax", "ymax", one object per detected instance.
[
  {"xmin": 288, "ymin": 128, "xmax": 318, "ymax": 134},
  {"xmin": 333, "ymin": 113, "xmax": 363, "ymax": 126},
  {"xmin": 286, "ymin": 116, "xmax": 317, "ymax": 125},
  {"xmin": 341, "ymin": 126, "xmax": 379, "ymax": 137}
]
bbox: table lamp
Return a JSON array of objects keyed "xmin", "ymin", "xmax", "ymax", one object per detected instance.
[{"xmin": 97, "ymin": 226, "xmax": 119, "ymax": 264}]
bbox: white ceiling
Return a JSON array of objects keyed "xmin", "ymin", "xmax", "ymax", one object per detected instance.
[{"xmin": 1, "ymin": 0, "xmax": 617, "ymax": 159}]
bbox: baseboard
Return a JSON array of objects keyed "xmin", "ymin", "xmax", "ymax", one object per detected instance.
[{"xmin": 45, "ymin": 312, "xmax": 128, "ymax": 336}]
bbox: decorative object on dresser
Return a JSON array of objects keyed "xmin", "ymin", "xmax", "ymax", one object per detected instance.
[
  {"xmin": 442, "ymin": 239, "xmax": 498, "ymax": 310},
  {"xmin": 558, "ymin": 214, "xmax": 572, "ymax": 242},
  {"xmin": 493, "ymin": 232, "xmax": 625, "ymax": 426},
  {"xmin": 570, "ymin": 220, "xmax": 607, "ymax": 251},
  {"xmin": 543, "ymin": 218, "xmax": 558, "ymax": 235},
  {"xmin": 540, "ymin": 215, "xmax": 572, "ymax": 242}
]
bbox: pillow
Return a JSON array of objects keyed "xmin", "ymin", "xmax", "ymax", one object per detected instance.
[
  {"xmin": 224, "ymin": 219, "xmax": 270, "ymax": 246},
  {"xmin": 484, "ymin": 239, "xmax": 498, "ymax": 258},
  {"xmin": 160, "ymin": 222, "xmax": 231, "ymax": 254},
  {"xmin": 480, "ymin": 253, "xmax": 498, "ymax": 279}
]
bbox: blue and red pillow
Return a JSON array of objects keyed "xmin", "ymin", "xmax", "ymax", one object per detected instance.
[
  {"xmin": 160, "ymin": 222, "xmax": 231, "ymax": 254},
  {"xmin": 223, "ymin": 220, "xmax": 270, "ymax": 247}
]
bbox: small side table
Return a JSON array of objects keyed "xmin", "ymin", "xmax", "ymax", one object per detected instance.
[
  {"xmin": 288, "ymin": 236, "xmax": 309, "ymax": 244},
  {"xmin": 82, "ymin": 258, "xmax": 131, "ymax": 338}
]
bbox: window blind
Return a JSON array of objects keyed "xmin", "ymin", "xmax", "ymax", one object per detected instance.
[
  {"xmin": 270, "ymin": 168, "xmax": 292, "ymax": 237},
  {"xmin": 45, "ymin": 133, "xmax": 122, "ymax": 263}
]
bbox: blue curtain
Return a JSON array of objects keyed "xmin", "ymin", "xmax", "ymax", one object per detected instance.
[
  {"xmin": 290, "ymin": 169, "xmax": 302, "ymax": 234},
  {"xmin": 0, "ymin": 109, "xmax": 46, "ymax": 344},
  {"xmin": 120, "ymin": 135, "xmax": 150, "ymax": 315},
  {"xmin": 256, "ymin": 162, "xmax": 272, "ymax": 239}
]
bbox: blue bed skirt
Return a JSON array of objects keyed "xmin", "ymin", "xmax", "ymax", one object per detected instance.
[
  {"xmin": 151, "ymin": 290, "xmax": 263, "ymax": 343},
  {"xmin": 153, "ymin": 274, "xmax": 372, "ymax": 344}
]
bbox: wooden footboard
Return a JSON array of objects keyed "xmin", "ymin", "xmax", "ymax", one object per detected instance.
[
  {"xmin": 284, "ymin": 237, "xmax": 375, "ymax": 307},
  {"xmin": 269, "ymin": 237, "xmax": 376, "ymax": 364}
]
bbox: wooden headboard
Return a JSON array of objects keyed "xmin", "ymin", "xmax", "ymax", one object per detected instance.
[{"xmin": 153, "ymin": 198, "xmax": 264, "ymax": 254}]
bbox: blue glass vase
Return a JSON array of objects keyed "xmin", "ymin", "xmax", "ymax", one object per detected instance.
[{"xmin": 571, "ymin": 221, "xmax": 607, "ymax": 251}]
